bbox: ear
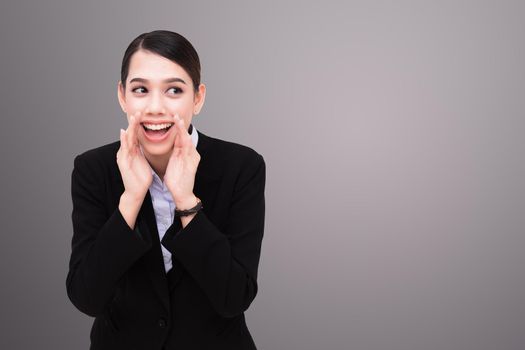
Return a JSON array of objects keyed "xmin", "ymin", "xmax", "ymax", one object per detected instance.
[
  {"xmin": 117, "ymin": 80, "xmax": 127, "ymax": 114},
  {"xmin": 193, "ymin": 83, "xmax": 206, "ymax": 115}
]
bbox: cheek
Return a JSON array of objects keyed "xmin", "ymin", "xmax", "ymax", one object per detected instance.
[
  {"xmin": 163, "ymin": 110, "xmax": 192, "ymax": 126},
  {"xmin": 127, "ymin": 100, "xmax": 147, "ymax": 113},
  {"xmin": 171, "ymin": 94, "xmax": 194, "ymax": 109}
]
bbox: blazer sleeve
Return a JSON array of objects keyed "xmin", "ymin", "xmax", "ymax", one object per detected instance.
[
  {"xmin": 161, "ymin": 152, "xmax": 266, "ymax": 318},
  {"xmin": 66, "ymin": 153, "xmax": 152, "ymax": 317}
]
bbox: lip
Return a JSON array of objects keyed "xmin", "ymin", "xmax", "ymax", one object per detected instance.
[
  {"xmin": 141, "ymin": 120, "xmax": 174, "ymax": 125},
  {"xmin": 141, "ymin": 123, "xmax": 174, "ymax": 143}
]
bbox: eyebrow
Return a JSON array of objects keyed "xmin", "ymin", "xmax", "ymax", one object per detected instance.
[{"xmin": 129, "ymin": 77, "xmax": 187, "ymax": 85}]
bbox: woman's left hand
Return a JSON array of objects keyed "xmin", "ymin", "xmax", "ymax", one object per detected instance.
[{"xmin": 164, "ymin": 113, "xmax": 201, "ymax": 208}]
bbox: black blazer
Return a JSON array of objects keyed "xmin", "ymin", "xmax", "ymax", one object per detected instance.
[{"xmin": 66, "ymin": 129, "xmax": 265, "ymax": 350}]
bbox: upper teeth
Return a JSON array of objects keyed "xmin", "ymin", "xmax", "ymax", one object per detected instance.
[{"xmin": 143, "ymin": 123, "xmax": 173, "ymax": 130}]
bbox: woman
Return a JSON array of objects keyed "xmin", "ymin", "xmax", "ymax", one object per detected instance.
[{"xmin": 66, "ymin": 30, "xmax": 265, "ymax": 350}]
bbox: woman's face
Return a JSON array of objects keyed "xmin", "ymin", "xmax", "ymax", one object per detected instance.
[{"xmin": 117, "ymin": 49, "xmax": 205, "ymax": 157}]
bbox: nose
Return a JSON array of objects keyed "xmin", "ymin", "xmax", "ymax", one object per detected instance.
[{"xmin": 144, "ymin": 91, "xmax": 166, "ymax": 115}]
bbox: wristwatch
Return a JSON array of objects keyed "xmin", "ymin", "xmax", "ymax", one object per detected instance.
[{"xmin": 174, "ymin": 197, "xmax": 203, "ymax": 217}]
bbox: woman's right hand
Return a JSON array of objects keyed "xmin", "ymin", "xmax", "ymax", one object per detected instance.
[{"xmin": 116, "ymin": 111, "xmax": 153, "ymax": 202}]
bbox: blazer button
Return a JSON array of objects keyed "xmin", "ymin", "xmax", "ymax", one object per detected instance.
[{"xmin": 158, "ymin": 318, "xmax": 167, "ymax": 328}]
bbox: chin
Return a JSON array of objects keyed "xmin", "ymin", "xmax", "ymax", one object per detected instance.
[
  {"xmin": 144, "ymin": 145, "xmax": 173, "ymax": 157},
  {"xmin": 139, "ymin": 139, "xmax": 174, "ymax": 157}
]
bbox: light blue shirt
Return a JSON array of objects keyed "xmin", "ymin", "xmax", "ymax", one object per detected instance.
[{"xmin": 140, "ymin": 125, "xmax": 199, "ymax": 273}]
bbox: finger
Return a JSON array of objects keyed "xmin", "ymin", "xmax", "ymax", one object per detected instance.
[
  {"xmin": 119, "ymin": 128, "xmax": 127, "ymax": 152},
  {"xmin": 171, "ymin": 128, "xmax": 183, "ymax": 155},
  {"xmin": 171, "ymin": 114, "xmax": 184, "ymax": 148},
  {"xmin": 173, "ymin": 113, "xmax": 191, "ymax": 148},
  {"xmin": 125, "ymin": 112, "xmax": 133, "ymax": 148},
  {"xmin": 178, "ymin": 115, "xmax": 195, "ymax": 156},
  {"xmin": 128, "ymin": 111, "xmax": 140, "ymax": 149},
  {"xmin": 130, "ymin": 113, "xmax": 138, "ymax": 148}
]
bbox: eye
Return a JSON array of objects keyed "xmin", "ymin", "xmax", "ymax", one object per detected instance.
[
  {"xmin": 131, "ymin": 86, "xmax": 147, "ymax": 94},
  {"xmin": 167, "ymin": 87, "xmax": 183, "ymax": 95}
]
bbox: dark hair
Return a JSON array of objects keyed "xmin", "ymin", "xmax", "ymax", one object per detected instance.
[{"xmin": 120, "ymin": 30, "xmax": 201, "ymax": 92}]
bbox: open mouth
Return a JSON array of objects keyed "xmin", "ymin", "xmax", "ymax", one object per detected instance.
[{"xmin": 141, "ymin": 122, "xmax": 174, "ymax": 141}]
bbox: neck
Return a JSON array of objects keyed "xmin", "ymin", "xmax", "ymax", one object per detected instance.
[{"xmin": 145, "ymin": 151, "xmax": 171, "ymax": 182}]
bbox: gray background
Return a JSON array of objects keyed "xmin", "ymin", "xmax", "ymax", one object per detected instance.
[{"xmin": 0, "ymin": 0, "xmax": 524, "ymax": 349}]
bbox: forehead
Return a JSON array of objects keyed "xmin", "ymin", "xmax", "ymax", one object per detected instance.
[{"xmin": 127, "ymin": 49, "xmax": 190, "ymax": 82}]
